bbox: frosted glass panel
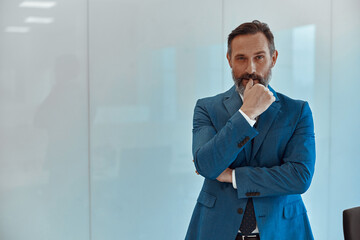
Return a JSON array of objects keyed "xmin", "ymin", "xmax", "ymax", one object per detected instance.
[
  {"xmin": 89, "ymin": 0, "xmax": 222, "ymax": 239},
  {"xmin": 329, "ymin": 0, "xmax": 360, "ymax": 239},
  {"xmin": 0, "ymin": 0, "xmax": 89, "ymax": 239}
]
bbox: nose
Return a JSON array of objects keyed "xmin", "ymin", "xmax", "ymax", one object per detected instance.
[{"xmin": 245, "ymin": 59, "xmax": 256, "ymax": 74}]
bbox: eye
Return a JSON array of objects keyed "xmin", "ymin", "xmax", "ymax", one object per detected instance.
[
  {"xmin": 236, "ymin": 56, "xmax": 246, "ymax": 60},
  {"xmin": 256, "ymin": 55, "xmax": 264, "ymax": 60}
]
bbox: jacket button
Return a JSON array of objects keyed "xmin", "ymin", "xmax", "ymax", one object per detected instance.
[
  {"xmin": 237, "ymin": 208, "xmax": 243, "ymax": 214},
  {"xmin": 245, "ymin": 192, "xmax": 252, "ymax": 197},
  {"xmin": 237, "ymin": 142, "xmax": 243, "ymax": 148},
  {"xmin": 244, "ymin": 136, "xmax": 250, "ymax": 142}
]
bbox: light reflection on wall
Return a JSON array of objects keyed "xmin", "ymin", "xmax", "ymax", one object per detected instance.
[{"xmin": 272, "ymin": 24, "xmax": 316, "ymax": 102}]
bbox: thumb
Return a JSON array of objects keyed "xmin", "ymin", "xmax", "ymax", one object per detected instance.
[{"xmin": 245, "ymin": 78, "xmax": 254, "ymax": 92}]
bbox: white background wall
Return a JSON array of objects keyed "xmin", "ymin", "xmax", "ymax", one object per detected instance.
[{"xmin": 0, "ymin": 0, "xmax": 359, "ymax": 239}]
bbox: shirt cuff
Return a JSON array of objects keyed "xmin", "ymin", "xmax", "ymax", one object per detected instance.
[
  {"xmin": 232, "ymin": 170, "xmax": 237, "ymax": 189},
  {"xmin": 239, "ymin": 109, "xmax": 256, "ymax": 127}
]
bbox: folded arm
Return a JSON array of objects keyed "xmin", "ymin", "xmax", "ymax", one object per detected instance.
[
  {"xmin": 192, "ymin": 99, "xmax": 258, "ymax": 180},
  {"xmin": 234, "ymin": 101, "xmax": 315, "ymax": 198}
]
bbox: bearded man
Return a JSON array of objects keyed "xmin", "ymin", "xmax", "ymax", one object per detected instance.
[{"xmin": 185, "ymin": 20, "xmax": 315, "ymax": 240}]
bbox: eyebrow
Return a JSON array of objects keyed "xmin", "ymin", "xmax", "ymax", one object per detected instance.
[
  {"xmin": 234, "ymin": 51, "xmax": 266, "ymax": 57},
  {"xmin": 254, "ymin": 51, "xmax": 266, "ymax": 55}
]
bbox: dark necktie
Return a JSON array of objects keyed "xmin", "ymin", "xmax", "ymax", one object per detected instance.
[{"xmin": 239, "ymin": 198, "xmax": 256, "ymax": 234}]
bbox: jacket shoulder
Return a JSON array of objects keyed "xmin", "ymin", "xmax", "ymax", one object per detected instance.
[
  {"xmin": 195, "ymin": 87, "xmax": 234, "ymax": 107},
  {"xmin": 276, "ymin": 92, "xmax": 309, "ymax": 110}
]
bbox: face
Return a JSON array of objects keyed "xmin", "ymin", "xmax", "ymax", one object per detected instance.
[{"xmin": 227, "ymin": 32, "xmax": 278, "ymax": 95}]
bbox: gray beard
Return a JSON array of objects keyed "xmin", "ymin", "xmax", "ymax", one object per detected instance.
[{"xmin": 232, "ymin": 68, "xmax": 272, "ymax": 95}]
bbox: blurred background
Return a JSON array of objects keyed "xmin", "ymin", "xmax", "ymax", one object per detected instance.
[{"xmin": 0, "ymin": 0, "xmax": 359, "ymax": 239}]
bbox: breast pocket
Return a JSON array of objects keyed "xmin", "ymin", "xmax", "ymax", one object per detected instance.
[
  {"xmin": 263, "ymin": 126, "xmax": 293, "ymax": 160},
  {"xmin": 197, "ymin": 191, "xmax": 217, "ymax": 208}
]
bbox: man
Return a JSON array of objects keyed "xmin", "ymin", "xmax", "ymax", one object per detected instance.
[{"xmin": 185, "ymin": 20, "xmax": 315, "ymax": 240}]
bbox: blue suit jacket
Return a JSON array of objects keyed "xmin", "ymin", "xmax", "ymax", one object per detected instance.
[{"xmin": 185, "ymin": 85, "xmax": 315, "ymax": 240}]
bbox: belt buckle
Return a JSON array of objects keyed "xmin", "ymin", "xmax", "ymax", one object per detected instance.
[{"xmin": 241, "ymin": 234, "xmax": 258, "ymax": 239}]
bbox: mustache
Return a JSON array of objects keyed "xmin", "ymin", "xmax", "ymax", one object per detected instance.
[
  {"xmin": 238, "ymin": 73, "xmax": 265, "ymax": 82},
  {"xmin": 232, "ymin": 68, "xmax": 272, "ymax": 96}
]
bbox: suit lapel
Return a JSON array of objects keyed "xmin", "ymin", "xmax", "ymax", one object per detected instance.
[
  {"xmin": 251, "ymin": 86, "xmax": 280, "ymax": 160},
  {"xmin": 223, "ymin": 86, "xmax": 242, "ymax": 117},
  {"xmin": 223, "ymin": 86, "xmax": 252, "ymax": 162}
]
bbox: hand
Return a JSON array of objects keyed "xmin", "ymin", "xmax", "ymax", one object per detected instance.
[
  {"xmin": 240, "ymin": 79, "xmax": 275, "ymax": 120},
  {"xmin": 216, "ymin": 168, "xmax": 232, "ymax": 183}
]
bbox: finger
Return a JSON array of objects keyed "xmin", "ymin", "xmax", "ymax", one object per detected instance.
[
  {"xmin": 266, "ymin": 89, "xmax": 274, "ymax": 98},
  {"xmin": 245, "ymin": 78, "xmax": 254, "ymax": 92},
  {"xmin": 195, "ymin": 170, "xmax": 199, "ymax": 175}
]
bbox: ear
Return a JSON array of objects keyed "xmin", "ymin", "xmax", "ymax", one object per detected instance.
[
  {"xmin": 226, "ymin": 52, "xmax": 232, "ymax": 68},
  {"xmin": 271, "ymin": 50, "xmax": 278, "ymax": 67}
]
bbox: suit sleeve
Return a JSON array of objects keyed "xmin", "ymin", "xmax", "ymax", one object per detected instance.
[
  {"xmin": 192, "ymin": 99, "xmax": 258, "ymax": 180},
  {"xmin": 234, "ymin": 101, "xmax": 316, "ymax": 198}
]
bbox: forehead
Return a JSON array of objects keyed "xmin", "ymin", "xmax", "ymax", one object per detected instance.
[{"xmin": 231, "ymin": 32, "xmax": 270, "ymax": 56}]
